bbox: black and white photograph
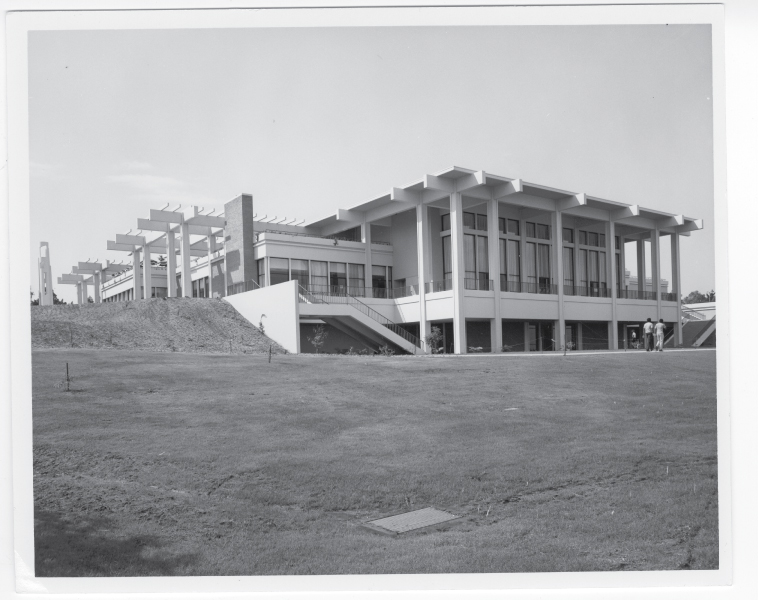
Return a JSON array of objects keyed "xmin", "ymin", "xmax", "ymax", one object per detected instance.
[{"xmin": 3, "ymin": 1, "xmax": 753, "ymax": 598}]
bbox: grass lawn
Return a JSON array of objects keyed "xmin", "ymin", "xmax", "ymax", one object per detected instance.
[{"xmin": 32, "ymin": 348, "xmax": 718, "ymax": 576}]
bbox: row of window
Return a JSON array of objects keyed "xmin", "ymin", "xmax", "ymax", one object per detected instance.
[
  {"xmin": 441, "ymin": 213, "xmax": 551, "ymax": 240},
  {"xmin": 260, "ymin": 257, "xmax": 393, "ymax": 292}
]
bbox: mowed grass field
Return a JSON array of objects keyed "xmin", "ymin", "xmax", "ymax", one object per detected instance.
[{"xmin": 32, "ymin": 348, "xmax": 718, "ymax": 576}]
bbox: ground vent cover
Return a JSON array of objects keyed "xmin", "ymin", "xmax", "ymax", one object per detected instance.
[{"xmin": 365, "ymin": 507, "xmax": 461, "ymax": 534}]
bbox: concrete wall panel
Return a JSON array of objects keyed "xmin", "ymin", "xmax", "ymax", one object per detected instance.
[
  {"xmin": 564, "ymin": 298, "xmax": 613, "ymax": 321},
  {"xmin": 500, "ymin": 295, "xmax": 559, "ymax": 320}
]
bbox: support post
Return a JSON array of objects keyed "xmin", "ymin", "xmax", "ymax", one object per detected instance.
[
  {"xmin": 143, "ymin": 243, "xmax": 152, "ymax": 300},
  {"xmin": 416, "ymin": 203, "xmax": 431, "ymax": 352},
  {"xmin": 671, "ymin": 233, "xmax": 682, "ymax": 346},
  {"xmin": 651, "ymin": 225, "xmax": 661, "ymax": 320},
  {"xmin": 552, "ymin": 210, "xmax": 565, "ymax": 351},
  {"xmin": 132, "ymin": 248, "xmax": 142, "ymax": 300},
  {"xmin": 207, "ymin": 233, "xmax": 216, "ymax": 298},
  {"xmin": 450, "ymin": 192, "xmax": 466, "ymax": 354},
  {"xmin": 93, "ymin": 271, "xmax": 101, "ymax": 303},
  {"xmin": 523, "ymin": 321, "xmax": 530, "ymax": 353},
  {"xmin": 619, "ymin": 235, "xmax": 627, "ymax": 295},
  {"xmin": 180, "ymin": 222, "xmax": 192, "ymax": 297},
  {"xmin": 607, "ymin": 221, "xmax": 617, "ymax": 349},
  {"xmin": 362, "ymin": 220, "xmax": 372, "ymax": 298},
  {"xmin": 167, "ymin": 231, "xmax": 177, "ymax": 297},
  {"xmin": 636, "ymin": 239, "xmax": 645, "ymax": 295},
  {"xmin": 577, "ymin": 322, "xmax": 583, "ymax": 351},
  {"xmin": 487, "ymin": 199, "xmax": 502, "ymax": 353}
]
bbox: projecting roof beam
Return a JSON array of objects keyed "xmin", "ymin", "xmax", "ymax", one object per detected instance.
[
  {"xmin": 137, "ymin": 218, "xmax": 171, "ymax": 233},
  {"xmin": 150, "ymin": 209, "xmax": 184, "ymax": 224},
  {"xmin": 73, "ymin": 266, "xmax": 97, "ymax": 275},
  {"xmin": 610, "ymin": 205, "xmax": 640, "ymax": 221},
  {"xmin": 423, "ymin": 174, "xmax": 456, "ymax": 193},
  {"xmin": 116, "ymin": 234, "xmax": 146, "ymax": 246},
  {"xmin": 107, "ymin": 241, "xmax": 137, "ymax": 252},
  {"xmin": 77, "ymin": 261, "xmax": 103, "ymax": 271},
  {"xmin": 674, "ymin": 219, "xmax": 703, "ymax": 234},
  {"xmin": 336, "ymin": 208, "xmax": 363, "ymax": 222},
  {"xmin": 492, "ymin": 179, "xmax": 523, "ymax": 199},
  {"xmin": 556, "ymin": 193, "xmax": 587, "ymax": 212},
  {"xmin": 391, "ymin": 187, "xmax": 421, "ymax": 204},
  {"xmin": 561, "ymin": 205, "xmax": 613, "ymax": 223}
]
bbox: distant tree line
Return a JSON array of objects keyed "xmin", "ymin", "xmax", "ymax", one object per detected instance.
[
  {"xmin": 30, "ymin": 289, "xmax": 68, "ymax": 305},
  {"xmin": 682, "ymin": 290, "xmax": 716, "ymax": 304}
]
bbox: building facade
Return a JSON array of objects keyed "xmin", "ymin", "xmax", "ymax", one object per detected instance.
[{"xmin": 58, "ymin": 167, "xmax": 702, "ymax": 354}]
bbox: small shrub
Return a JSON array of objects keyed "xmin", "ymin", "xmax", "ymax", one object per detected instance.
[
  {"xmin": 307, "ymin": 324, "xmax": 329, "ymax": 354},
  {"xmin": 378, "ymin": 344, "xmax": 395, "ymax": 357},
  {"xmin": 424, "ymin": 326, "xmax": 443, "ymax": 354}
]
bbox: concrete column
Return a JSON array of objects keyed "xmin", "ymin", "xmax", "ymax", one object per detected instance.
[
  {"xmin": 519, "ymin": 216, "xmax": 528, "ymax": 292},
  {"xmin": 552, "ymin": 210, "xmax": 565, "ymax": 351},
  {"xmin": 167, "ymin": 231, "xmax": 177, "ymax": 297},
  {"xmin": 132, "ymin": 248, "xmax": 142, "ymax": 300},
  {"xmin": 651, "ymin": 226, "xmax": 661, "ymax": 320},
  {"xmin": 93, "ymin": 271, "xmax": 101, "ymax": 303},
  {"xmin": 606, "ymin": 221, "xmax": 617, "ymax": 350},
  {"xmin": 671, "ymin": 233, "xmax": 682, "ymax": 346},
  {"xmin": 180, "ymin": 222, "xmax": 192, "ymax": 297},
  {"xmin": 362, "ymin": 221, "xmax": 372, "ymax": 297},
  {"xmin": 75, "ymin": 282, "xmax": 82, "ymax": 305},
  {"xmin": 207, "ymin": 233, "xmax": 216, "ymax": 298},
  {"xmin": 450, "ymin": 192, "xmax": 466, "ymax": 354},
  {"xmin": 417, "ymin": 203, "xmax": 431, "ymax": 351},
  {"xmin": 573, "ymin": 225, "xmax": 581, "ymax": 292},
  {"xmin": 636, "ymin": 239, "xmax": 645, "ymax": 294},
  {"xmin": 487, "ymin": 199, "xmax": 502, "ymax": 353},
  {"xmin": 523, "ymin": 321, "xmax": 530, "ymax": 353},
  {"xmin": 619, "ymin": 235, "xmax": 627, "ymax": 294},
  {"xmin": 577, "ymin": 322, "xmax": 584, "ymax": 351},
  {"xmin": 143, "ymin": 244, "xmax": 152, "ymax": 300}
]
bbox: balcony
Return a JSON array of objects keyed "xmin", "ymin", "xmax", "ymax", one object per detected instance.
[
  {"xmin": 465, "ymin": 278, "xmax": 495, "ymax": 291},
  {"xmin": 618, "ymin": 289, "xmax": 657, "ymax": 301},
  {"xmin": 425, "ymin": 279, "xmax": 453, "ymax": 293},
  {"xmin": 564, "ymin": 285, "xmax": 611, "ymax": 298}
]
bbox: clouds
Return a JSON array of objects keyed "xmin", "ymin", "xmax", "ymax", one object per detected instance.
[{"xmin": 106, "ymin": 161, "xmax": 213, "ymax": 206}]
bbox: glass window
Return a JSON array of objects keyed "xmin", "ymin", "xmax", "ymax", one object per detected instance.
[
  {"xmin": 578, "ymin": 249, "xmax": 588, "ymax": 288},
  {"xmin": 526, "ymin": 222, "xmax": 536, "ymax": 238},
  {"xmin": 348, "ymin": 264, "xmax": 365, "ymax": 296},
  {"xmin": 463, "ymin": 212, "xmax": 476, "ymax": 229},
  {"xmin": 442, "ymin": 236, "xmax": 452, "ymax": 280},
  {"xmin": 563, "ymin": 228, "xmax": 574, "ymax": 243},
  {"xmin": 476, "ymin": 236, "xmax": 489, "ymax": 285},
  {"xmin": 329, "ymin": 262, "xmax": 347, "ymax": 292},
  {"xmin": 599, "ymin": 252, "xmax": 607, "ymax": 285},
  {"xmin": 578, "ymin": 231, "xmax": 587, "ymax": 246},
  {"xmin": 387, "ymin": 266, "xmax": 393, "ymax": 288},
  {"xmin": 536, "ymin": 224, "xmax": 550, "ymax": 240},
  {"xmin": 499, "ymin": 239, "xmax": 507, "ymax": 275},
  {"xmin": 599, "ymin": 234, "xmax": 606, "ymax": 248},
  {"xmin": 441, "ymin": 213, "xmax": 451, "ymax": 231},
  {"xmin": 270, "ymin": 257, "xmax": 289, "ymax": 286},
  {"xmin": 537, "ymin": 244, "xmax": 551, "ymax": 286},
  {"xmin": 476, "ymin": 214, "xmax": 488, "ymax": 231},
  {"xmin": 311, "ymin": 261, "xmax": 327, "ymax": 292},
  {"xmin": 588, "ymin": 232, "xmax": 599, "ymax": 247},
  {"xmin": 257, "ymin": 258, "xmax": 266, "ymax": 288},
  {"xmin": 525, "ymin": 242, "xmax": 537, "ymax": 285},
  {"xmin": 507, "ymin": 240, "xmax": 520, "ymax": 282},
  {"xmin": 372, "ymin": 265, "xmax": 387, "ymax": 296},
  {"xmin": 464, "ymin": 234, "xmax": 476, "ymax": 281},
  {"xmin": 291, "ymin": 259, "xmax": 309, "ymax": 289},
  {"xmin": 615, "ymin": 236, "xmax": 620, "ymax": 250},
  {"xmin": 507, "ymin": 219, "xmax": 520, "ymax": 235},
  {"xmin": 563, "ymin": 247, "xmax": 574, "ymax": 286},
  {"xmin": 499, "ymin": 217, "xmax": 506, "ymax": 234}
]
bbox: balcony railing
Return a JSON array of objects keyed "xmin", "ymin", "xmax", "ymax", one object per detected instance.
[
  {"xmin": 307, "ymin": 284, "xmax": 419, "ymax": 299},
  {"xmin": 425, "ymin": 279, "xmax": 453, "ymax": 293},
  {"xmin": 227, "ymin": 279, "xmax": 262, "ymax": 296},
  {"xmin": 522, "ymin": 282, "xmax": 558, "ymax": 295},
  {"xmin": 564, "ymin": 285, "xmax": 611, "ymax": 298},
  {"xmin": 464, "ymin": 278, "xmax": 495, "ymax": 291},
  {"xmin": 661, "ymin": 292, "xmax": 678, "ymax": 302},
  {"xmin": 618, "ymin": 289, "xmax": 657, "ymax": 300}
]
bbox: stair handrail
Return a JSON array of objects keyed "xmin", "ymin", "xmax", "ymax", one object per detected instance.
[{"xmin": 300, "ymin": 285, "xmax": 420, "ymax": 350}]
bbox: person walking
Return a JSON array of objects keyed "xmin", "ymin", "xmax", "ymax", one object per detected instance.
[
  {"xmin": 643, "ymin": 318, "xmax": 654, "ymax": 351},
  {"xmin": 655, "ymin": 318, "xmax": 666, "ymax": 351}
]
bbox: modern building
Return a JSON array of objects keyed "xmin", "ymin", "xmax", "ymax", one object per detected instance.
[{"xmin": 55, "ymin": 166, "xmax": 703, "ymax": 354}]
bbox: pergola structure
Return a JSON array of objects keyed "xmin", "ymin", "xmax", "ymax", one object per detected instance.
[{"xmin": 105, "ymin": 205, "xmax": 225, "ymax": 300}]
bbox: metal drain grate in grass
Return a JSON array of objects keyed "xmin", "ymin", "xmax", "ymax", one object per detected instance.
[{"xmin": 365, "ymin": 507, "xmax": 461, "ymax": 535}]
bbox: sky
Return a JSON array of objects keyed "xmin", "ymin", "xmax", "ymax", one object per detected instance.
[{"xmin": 28, "ymin": 25, "xmax": 715, "ymax": 303}]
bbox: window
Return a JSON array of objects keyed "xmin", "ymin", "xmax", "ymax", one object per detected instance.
[
  {"xmin": 507, "ymin": 240, "xmax": 520, "ymax": 283},
  {"xmin": 348, "ymin": 264, "xmax": 365, "ymax": 296},
  {"xmin": 615, "ymin": 236, "xmax": 620, "ymax": 251},
  {"xmin": 537, "ymin": 244, "xmax": 551, "ymax": 292},
  {"xmin": 588, "ymin": 232, "xmax": 599, "ymax": 247},
  {"xmin": 463, "ymin": 212, "xmax": 476, "ymax": 229},
  {"xmin": 270, "ymin": 257, "xmax": 289, "ymax": 286},
  {"xmin": 525, "ymin": 242, "xmax": 537, "ymax": 286},
  {"xmin": 311, "ymin": 261, "xmax": 327, "ymax": 292},
  {"xmin": 615, "ymin": 253, "xmax": 621, "ymax": 292},
  {"xmin": 507, "ymin": 219, "xmax": 520, "ymax": 235},
  {"xmin": 476, "ymin": 236, "xmax": 489, "ymax": 286},
  {"xmin": 578, "ymin": 249, "xmax": 588, "ymax": 290},
  {"xmin": 257, "ymin": 258, "xmax": 266, "ymax": 288},
  {"xmin": 441, "ymin": 213, "xmax": 451, "ymax": 232},
  {"xmin": 499, "ymin": 217, "xmax": 506, "ymax": 234},
  {"xmin": 464, "ymin": 234, "xmax": 476, "ymax": 281},
  {"xmin": 599, "ymin": 234, "xmax": 606, "ymax": 248},
  {"xmin": 563, "ymin": 228, "xmax": 574, "ymax": 243},
  {"xmin": 578, "ymin": 231, "xmax": 587, "ymax": 246},
  {"xmin": 388, "ymin": 266, "xmax": 393, "ymax": 288},
  {"xmin": 500, "ymin": 238, "xmax": 521, "ymax": 291},
  {"xmin": 537, "ymin": 224, "xmax": 550, "ymax": 240},
  {"xmin": 526, "ymin": 222, "xmax": 536, "ymax": 238},
  {"xmin": 442, "ymin": 236, "xmax": 452, "ymax": 280},
  {"xmin": 329, "ymin": 262, "xmax": 347, "ymax": 292},
  {"xmin": 563, "ymin": 247, "xmax": 574, "ymax": 287},
  {"xmin": 372, "ymin": 265, "xmax": 387, "ymax": 297},
  {"xmin": 476, "ymin": 214, "xmax": 488, "ymax": 231},
  {"xmin": 291, "ymin": 259, "xmax": 309, "ymax": 289}
]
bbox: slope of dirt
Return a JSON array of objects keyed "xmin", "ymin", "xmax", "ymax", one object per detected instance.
[{"xmin": 31, "ymin": 298, "xmax": 285, "ymax": 354}]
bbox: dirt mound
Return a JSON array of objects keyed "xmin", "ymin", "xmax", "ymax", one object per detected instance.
[{"xmin": 31, "ymin": 298, "xmax": 285, "ymax": 354}]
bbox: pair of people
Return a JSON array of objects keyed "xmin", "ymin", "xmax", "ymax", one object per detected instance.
[{"xmin": 643, "ymin": 318, "xmax": 666, "ymax": 352}]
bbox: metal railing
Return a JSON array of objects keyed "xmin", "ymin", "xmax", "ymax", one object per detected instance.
[
  {"xmin": 563, "ymin": 285, "xmax": 611, "ymax": 298},
  {"xmin": 522, "ymin": 282, "xmax": 558, "ymax": 295},
  {"xmin": 227, "ymin": 279, "xmax": 262, "ymax": 296},
  {"xmin": 425, "ymin": 279, "xmax": 453, "ymax": 293},
  {"xmin": 298, "ymin": 285, "xmax": 420, "ymax": 350},
  {"xmin": 660, "ymin": 292, "xmax": 677, "ymax": 302},
  {"xmin": 306, "ymin": 284, "xmax": 418, "ymax": 299},
  {"xmin": 261, "ymin": 229, "xmax": 392, "ymax": 246},
  {"xmin": 464, "ymin": 278, "xmax": 495, "ymax": 291},
  {"xmin": 618, "ymin": 289, "xmax": 657, "ymax": 300}
]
